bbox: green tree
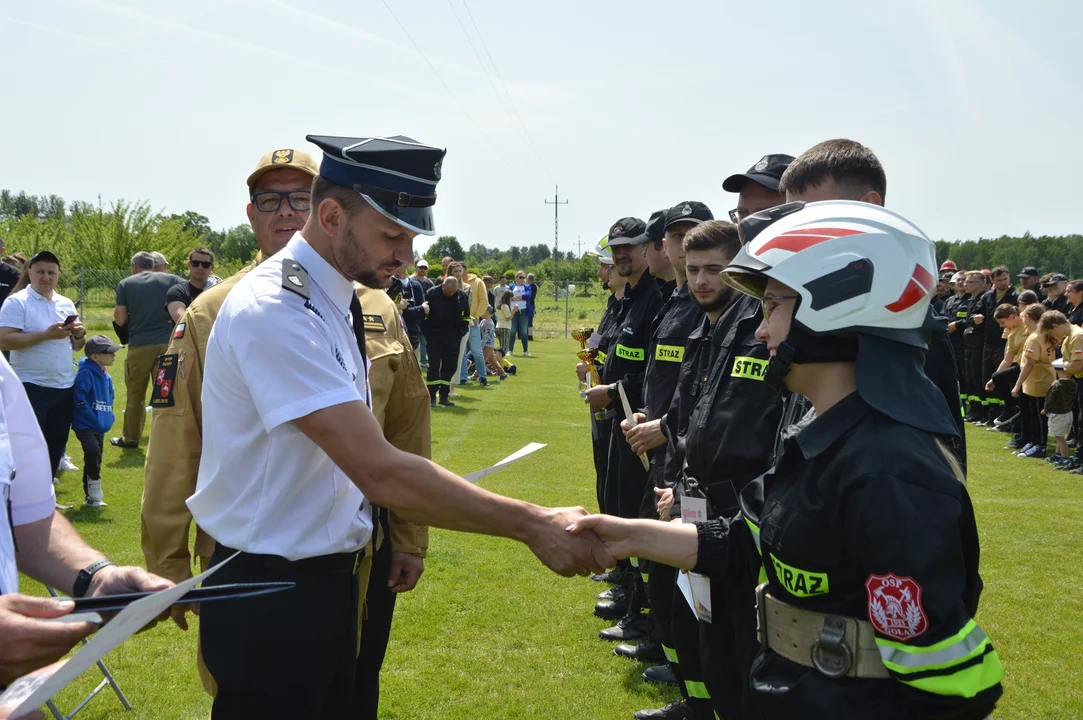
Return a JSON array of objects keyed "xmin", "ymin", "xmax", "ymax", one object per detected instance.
[
  {"xmin": 424, "ymin": 235, "xmax": 464, "ymax": 265},
  {"xmin": 218, "ymin": 224, "xmax": 258, "ymax": 264}
]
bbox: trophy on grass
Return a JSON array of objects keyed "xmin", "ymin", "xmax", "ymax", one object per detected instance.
[{"xmin": 572, "ymin": 327, "xmax": 596, "ymax": 394}]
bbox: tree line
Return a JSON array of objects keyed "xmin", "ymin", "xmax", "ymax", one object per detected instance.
[{"xmin": 934, "ymin": 234, "xmax": 1083, "ymax": 278}]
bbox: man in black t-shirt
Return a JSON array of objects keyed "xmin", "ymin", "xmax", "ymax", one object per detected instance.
[
  {"xmin": 166, "ymin": 247, "xmax": 217, "ymax": 324},
  {"xmin": 0, "ymin": 238, "xmax": 21, "ymax": 308}
]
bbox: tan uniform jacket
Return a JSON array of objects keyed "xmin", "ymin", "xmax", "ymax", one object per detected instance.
[
  {"xmin": 140, "ymin": 260, "xmax": 430, "ymax": 584},
  {"xmin": 355, "ymin": 284, "xmax": 431, "ymax": 556}
]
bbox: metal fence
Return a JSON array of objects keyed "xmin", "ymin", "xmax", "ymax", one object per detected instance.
[{"xmin": 60, "ymin": 267, "xmax": 183, "ymax": 330}]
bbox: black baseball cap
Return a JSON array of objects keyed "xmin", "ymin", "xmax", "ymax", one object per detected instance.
[
  {"xmin": 722, "ymin": 154, "xmax": 795, "ymax": 193},
  {"xmin": 645, "ymin": 210, "xmax": 666, "ymax": 243},
  {"xmin": 606, "ymin": 217, "xmax": 649, "ymax": 247},
  {"xmin": 1044, "ymin": 273, "xmax": 1068, "ymax": 286},
  {"xmin": 85, "ymin": 335, "xmax": 123, "ymax": 355},
  {"xmin": 1018, "ymin": 266, "xmax": 1040, "ymax": 278},
  {"xmin": 27, "ymin": 250, "xmax": 61, "ymax": 269},
  {"xmin": 939, "ymin": 272, "xmax": 955, "ymax": 282},
  {"xmin": 664, "ymin": 201, "xmax": 714, "ymax": 231}
]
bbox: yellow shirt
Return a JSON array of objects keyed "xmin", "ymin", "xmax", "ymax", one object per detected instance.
[
  {"xmin": 1022, "ymin": 333, "xmax": 1057, "ymax": 397},
  {"xmin": 1005, "ymin": 324, "xmax": 1028, "ymax": 364},
  {"xmin": 1061, "ymin": 325, "xmax": 1083, "ymax": 379}
]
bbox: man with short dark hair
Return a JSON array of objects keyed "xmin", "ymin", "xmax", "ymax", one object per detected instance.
[
  {"xmin": 644, "ymin": 210, "xmax": 675, "ymax": 295},
  {"xmin": 723, "ymin": 153, "xmax": 795, "ymax": 223},
  {"xmin": 166, "ymin": 247, "xmax": 218, "ymax": 323},
  {"xmin": 1019, "ymin": 266, "xmax": 1044, "ymax": 301},
  {"xmin": 972, "ymin": 266, "xmax": 1019, "ymax": 427},
  {"xmin": 779, "ymin": 138, "xmax": 966, "ymax": 471},
  {"xmin": 424, "ymin": 276, "xmax": 469, "ymax": 407},
  {"xmin": 111, "ymin": 251, "xmax": 183, "ymax": 448}
]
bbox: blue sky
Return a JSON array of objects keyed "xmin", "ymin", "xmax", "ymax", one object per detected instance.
[{"xmin": 2, "ymin": 0, "xmax": 1081, "ymax": 255}]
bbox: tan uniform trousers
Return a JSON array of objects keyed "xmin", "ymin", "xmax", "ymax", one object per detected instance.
[{"xmin": 123, "ymin": 342, "xmax": 168, "ymax": 444}]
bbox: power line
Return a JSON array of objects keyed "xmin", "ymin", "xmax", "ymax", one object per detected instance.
[
  {"xmin": 380, "ymin": 0, "xmax": 515, "ymax": 175},
  {"xmin": 460, "ymin": 0, "xmax": 554, "ymax": 183}
]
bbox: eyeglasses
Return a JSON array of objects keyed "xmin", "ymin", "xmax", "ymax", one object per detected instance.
[
  {"xmin": 728, "ymin": 208, "xmax": 745, "ymax": 223},
  {"xmin": 251, "ymin": 191, "xmax": 312, "ymax": 213},
  {"xmin": 762, "ymin": 294, "xmax": 800, "ymax": 321},
  {"xmin": 189, "ymin": 259, "xmax": 212, "ymax": 268}
]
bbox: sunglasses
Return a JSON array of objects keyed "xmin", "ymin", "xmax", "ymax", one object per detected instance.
[
  {"xmin": 189, "ymin": 260, "xmax": 212, "ymax": 268},
  {"xmin": 251, "ymin": 191, "xmax": 312, "ymax": 213}
]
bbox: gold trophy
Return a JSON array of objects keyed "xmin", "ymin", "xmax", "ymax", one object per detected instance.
[
  {"xmin": 577, "ymin": 348, "xmax": 602, "ymax": 389},
  {"xmin": 572, "ymin": 327, "xmax": 596, "ymax": 393}
]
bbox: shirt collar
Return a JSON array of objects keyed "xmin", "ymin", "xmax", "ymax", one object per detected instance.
[
  {"xmin": 289, "ymin": 232, "xmax": 355, "ymax": 317},
  {"xmin": 794, "ymin": 392, "xmax": 873, "ymax": 460},
  {"xmin": 26, "ymin": 286, "xmax": 53, "ymax": 302}
]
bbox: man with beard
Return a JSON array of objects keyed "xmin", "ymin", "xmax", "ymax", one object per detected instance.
[
  {"xmin": 189, "ymin": 135, "xmax": 612, "ymax": 717},
  {"xmin": 583, "ymin": 218, "xmax": 661, "ymax": 637},
  {"xmin": 932, "ymin": 272, "xmax": 953, "ymax": 316},
  {"xmin": 1043, "ymin": 272, "xmax": 1071, "ymax": 315}
]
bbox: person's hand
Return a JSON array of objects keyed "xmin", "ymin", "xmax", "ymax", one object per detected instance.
[
  {"xmin": 528, "ymin": 507, "xmax": 614, "ymax": 577},
  {"xmin": 655, "ymin": 487, "xmax": 674, "ymax": 520},
  {"xmin": 1011, "ymin": 386, "xmax": 1021, "ymax": 398},
  {"xmin": 43, "ymin": 322, "xmax": 71, "ymax": 340},
  {"xmin": 583, "ymin": 384, "xmax": 612, "ymax": 412},
  {"xmin": 947, "ymin": 322, "xmax": 957, "ymax": 334},
  {"xmin": 985, "ymin": 379, "xmax": 995, "ymax": 392},
  {"xmin": 0, "ymin": 594, "xmax": 98, "ymax": 686},
  {"xmin": 576, "ymin": 361, "xmax": 588, "ymax": 384},
  {"xmin": 422, "ymin": 301, "xmax": 430, "ymax": 315},
  {"xmin": 564, "ymin": 514, "xmax": 639, "ymax": 562},
  {"xmin": 973, "ymin": 314, "xmax": 984, "ymax": 325},
  {"xmin": 512, "ymin": 306, "xmax": 519, "ymax": 315},
  {"xmin": 69, "ymin": 319, "xmax": 86, "ymax": 340},
  {"xmin": 620, "ymin": 412, "xmax": 647, "ymax": 436},
  {"xmin": 397, "ymin": 297, "xmax": 409, "ymax": 311},
  {"xmin": 88, "ymin": 565, "xmax": 173, "ymax": 630},
  {"xmin": 388, "ymin": 553, "xmax": 425, "ymax": 593},
  {"xmin": 624, "ymin": 418, "xmax": 665, "ymax": 454},
  {"xmin": 168, "ymin": 602, "xmax": 200, "ymax": 632}
]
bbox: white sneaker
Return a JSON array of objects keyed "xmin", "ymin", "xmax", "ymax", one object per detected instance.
[
  {"xmin": 523, "ymin": 351, "xmax": 532, "ymax": 357},
  {"xmin": 1014, "ymin": 443, "xmax": 1034, "ymax": 456},
  {"xmin": 59, "ymin": 455, "xmax": 79, "ymax": 472},
  {"xmin": 52, "ymin": 476, "xmax": 61, "ymax": 486},
  {"xmin": 86, "ymin": 478, "xmax": 106, "ymax": 507}
]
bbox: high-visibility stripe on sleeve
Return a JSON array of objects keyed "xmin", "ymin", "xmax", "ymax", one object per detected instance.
[
  {"xmin": 875, "ymin": 620, "xmax": 1004, "ymax": 698},
  {"xmin": 744, "ymin": 516, "xmax": 769, "ymax": 583},
  {"xmin": 663, "ymin": 645, "xmax": 678, "ymax": 663},
  {"xmin": 684, "ymin": 680, "xmax": 711, "ymax": 699}
]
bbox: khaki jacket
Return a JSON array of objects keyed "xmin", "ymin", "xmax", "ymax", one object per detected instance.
[
  {"xmin": 140, "ymin": 259, "xmax": 430, "ymax": 584},
  {"xmin": 466, "ymin": 273, "xmax": 488, "ymax": 320}
]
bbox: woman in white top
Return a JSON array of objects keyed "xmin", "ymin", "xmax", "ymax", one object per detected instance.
[
  {"xmin": 496, "ymin": 289, "xmax": 514, "ymax": 351},
  {"xmin": 0, "ymin": 251, "xmax": 86, "ymax": 477}
]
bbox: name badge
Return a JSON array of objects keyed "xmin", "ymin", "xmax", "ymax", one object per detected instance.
[{"xmin": 680, "ymin": 495, "xmax": 708, "ymax": 524}]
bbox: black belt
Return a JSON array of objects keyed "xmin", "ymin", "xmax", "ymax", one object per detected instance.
[{"xmin": 215, "ymin": 543, "xmax": 365, "ymax": 576}]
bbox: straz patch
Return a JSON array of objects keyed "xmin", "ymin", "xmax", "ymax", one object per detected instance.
[
  {"xmin": 865, "ymin": 573, "xmax": 929, "ymax": 641},
  {"xmin": 362, "ymin": 313, "xmax": 386, "ymax": 333},
  {"xmin": 731, "ymin": 355, "xmax": 768, "ymax": 381},
  {"xmin": 769, "ymin": 554, "xmax": 829, "ymax": 597},
  {"xmin": 150, "ymin": 353, "xmax": 178, "ymax": 408},
  {"xmin": 655, "ymin": 344, "xmax": 684, "ymax": 363},
  {"xmin": 173, "ymin": 322, "xmax": 185, "ymax": 339},
  {"xmin": 615, "ymin": 344, "xmax": 645, "ymax": 361}
]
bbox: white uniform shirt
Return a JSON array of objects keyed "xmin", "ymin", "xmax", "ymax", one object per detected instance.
[
  {"xmin": 0, "ymin": 287, "xmax": 78, "ymax": 388},
  {"xmin": 188, "ymin": 234, "xmax": 373, "ymax": 560},
  {"xmin": 0, "ymin": 355, "xmax": 58, "ymax": 594}
]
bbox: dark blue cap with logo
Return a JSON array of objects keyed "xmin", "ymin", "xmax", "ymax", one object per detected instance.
[
  {"xmin": 645, "ymin": 210, "xmax": 666, "ymax": 243},
  {"xmin": 722, "ymin": 154, "xmax": 795, "ymax": 193},
  {"xmin": 306, "ymin": 135, "xmax": 447, "ymax": 236},
  {"xmin": 606, "ymin": 217, "xmax": 648, "ymax": 247},
  {"xmin": 664, "ymin": 201, "xmax": 714, "ymax": 231}
]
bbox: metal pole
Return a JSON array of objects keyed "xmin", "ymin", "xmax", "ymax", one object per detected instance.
[
  {"xmin": 544, "ymin": 185, "xmax": 568, "ymax": 303},
  {"xmin": 565, "ymin": 282, "xmax": 569, "ymax": 339}
]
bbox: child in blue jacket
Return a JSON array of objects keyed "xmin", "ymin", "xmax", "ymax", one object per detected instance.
[{"xmin": 73, "ymin": 335, "xmax": 121, "ymax": 506}]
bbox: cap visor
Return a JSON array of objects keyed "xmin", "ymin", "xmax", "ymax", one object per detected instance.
[
  {"xmin": 720, "ymin": 266, "xmax": 769, "ymax": 298},
  {"xmin": 607, "ymin": 233, "xmax": 650, "ymax": 247},
  {"xmin": 663, "ymin": 218, "xmax": 704, "ymax": 232},
  {"xmin": 722, "ymin": 173, "xmax": 781, "ymax": 193},
  {"xmin": 360, "ymin": 194, "xmax": 436, "ymax": 236}
]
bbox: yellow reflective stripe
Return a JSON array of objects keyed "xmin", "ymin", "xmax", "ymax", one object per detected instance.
[
  {"xmin": 768, "ymin": 553, "xmax": 829, "ymax": 597},
  {"xmin": 731, "ymin": 356, "xmax": 768, "ymax": 381},
  {"xmin": 877, "ymin": 620, "xmax": 987, "ymax": 672},
  {"xmin": 757, "ymin": 566, "xmax": 768, "ymax": 584},
  {"xmin": 662, "ymin": 645, "xmax": 678, "ymax": 663},
  {"xmin": 597, "ymin": 350, "xmax": 607, "ymax": 365},
  {"xmin": 956, "ymin": 311, "xmax": 968, "ymax": 318},
  {"xmin": 616, "ymin": 344, "xmax": 645, "ymax": 361},
  {"xmin": 744, "ymin": 516, "xmax": 762, "ymax": 555},
  {"xmin": 684, "ymin": 680, "xmax": 711, "ymax": 699},
  {"xmin": 655, "ymin": 344, "xmax": 685, "ymax": 362},
  {"xmin": 897, "ymin": 649, "xmax": 1004, "ymax": 698}
]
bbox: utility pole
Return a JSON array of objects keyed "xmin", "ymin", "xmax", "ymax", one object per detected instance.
[
  {"xmin": 545, "ymin": 185, "xmax": 568, "ymax": 305},
  {"xmin": 574, "ymin": 235, "xmax": 585, "ymax": 258}
]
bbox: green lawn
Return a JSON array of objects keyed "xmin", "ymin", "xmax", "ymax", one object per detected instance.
[{"xmin": 18, "ymin": 336, "xmax": 1083, "ymax": 718}]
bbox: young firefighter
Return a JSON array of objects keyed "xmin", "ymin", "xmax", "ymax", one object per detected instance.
[
  {"xmin": 1012, "ymin": 307, "xmax": 1060, "ymax": 458},
  {"xmin": 986, "ymin": 304, "xmax": 1027, "ymax": 448},
  {"xmin": 1041, "ymin": 378, "xmax": 1077, "ymax": 468},
  {"xmin": 570, "ymin": 200, "xmax": 1003, "ymax": 719},
  {"xmin": 72, "ymin": 335, "xmax": 121, "ymax": 507}
]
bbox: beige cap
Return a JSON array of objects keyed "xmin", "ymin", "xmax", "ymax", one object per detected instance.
[{"xmin": 246, "ymin": 148, "xmax": 319, "ymax": 191}]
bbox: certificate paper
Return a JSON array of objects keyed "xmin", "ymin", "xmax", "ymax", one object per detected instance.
[{"xmin": 462, "ymin": 443, "xmax": 547, "ymax": 484}]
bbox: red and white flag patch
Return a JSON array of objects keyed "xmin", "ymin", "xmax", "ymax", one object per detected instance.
[
  {"xmin": 865, "ymin": 573, "xmax": 928, "ymax": 641},
  {"xmin": 173, "ymin": 322, "xmax": 186, "ymax": 339}
]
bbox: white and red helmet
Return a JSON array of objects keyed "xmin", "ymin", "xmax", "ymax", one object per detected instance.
[{"xmin": 722, "ymin": 200, "xmax": 937, "ymax": 349}]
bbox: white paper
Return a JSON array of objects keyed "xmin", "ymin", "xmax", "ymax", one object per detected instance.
[
  {"xmin": 0, "ymin": 554, "xmax": 236, "ymax": 716},
  {"xmin": 1054, "ymin": 358, "xmax": 1065, "ymax": 370},
  {"xmin": 588, "ymin": 332, "xmax": 602, "ymax": 349},
  {"xmin": 461, "ymin": 442, "xmax": 547, "ymax": 484},
  {"xmin": 689, "ymin": 572, "xmax": 712, "ymax": 623},
  {"xmin": 616, "ymin": 382, "xmax": 650, "ymax": 471},
  {"xmin": 677, "ymin": 568, "xmax": 694, "ymax": 612},
  {"xmin": 680, "ymin": 495, "xmax": 708, "ymax": 524}
]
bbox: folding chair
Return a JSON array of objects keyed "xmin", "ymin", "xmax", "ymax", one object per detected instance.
[{"xmin": 44, "ymin": 587, "xmax": 134, "ymax": 719}]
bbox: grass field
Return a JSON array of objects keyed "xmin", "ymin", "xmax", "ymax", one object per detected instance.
[{"xmin": 18, "ymin": 333, "xmax": 1083, "ymax": 719}]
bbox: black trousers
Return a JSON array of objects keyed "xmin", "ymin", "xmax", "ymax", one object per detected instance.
[
  {"xmin": 991, "ymin": 365, "xmax": 1021, "ymax": 428},
  {"xmin": 352, "ymin": 509, "xmax": 397, "ymax": 719},
  {"xmin": 670, "ymin": 580, "xmax": 713, "ymax": 717},
  {"xmin": 981, "ymin": 345, "xmax": 1005, "ymax": 415},
  {"xmin": 699, "ymin": 585, "xmax": 745, "ymax": 720},
  {"xmin": 425, "ymin": 335, "xmax": 460, "ymax": 398},
  {"xmin": 592, "ymin": 415, "xmax": 613, "ymax": 514},
  {"xmin": 605, "ymin": 421, "xmax": 650, "ymax": 519},
  {"xmin": 22, "ymin": 383, "xmax": 73, "ymax": 476},
  {"xmin": 963, "ymin": 343, "xmax": 985, "ymax": 414},
  {"xmin": 201, "ymin": 544, "xmax": 362, "ymax": 720},
  {"xmin": 1020, "ymin": 393, "xmax": 1048, "ymax": 448},
  {"xmin": 73, "ymin": 429, "xmax": 103, "ymax": 497}
]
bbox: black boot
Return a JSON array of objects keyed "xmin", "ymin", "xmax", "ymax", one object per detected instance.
[
  {"xmin": 594, "ymin": 582, "xmax": 629, "ymax": 619},
  {"xmin": 591, "ymin": 566, "xmax": 624, "ymax": 584},
  {"xmin": 642, "ymin": 664, "xmax": 679, "ymax": 686},
  {"xmin": 634, "ymin": 699, "xmax": 695, "ymax": 719},
  {"xmin": 600, "ymin": 575, "xmax": 650, "ymax": 641},
  {"xmin": 429, "ymin": 386, "xmax": 437, "ymax": 409},
  {"xmin": 438, "ymin": 387, "xmax": 455, "ymax": 407},
  {"xmin": 613, "ymin": 633, "xmax": 666, "ymax": 662}
]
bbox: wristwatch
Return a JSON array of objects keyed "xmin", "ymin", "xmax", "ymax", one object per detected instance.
[
  {"xmin": 606, "ymin": 384, "xmax": 618, "ymax": 400},
  {"xmin": 73, "ymin": 559, "xmax": 115, "ymax": 598}
]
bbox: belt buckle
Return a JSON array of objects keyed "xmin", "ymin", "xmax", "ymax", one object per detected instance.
[
  {"xmin": 810, "ymin": 615, "xmax": 854, "ymax": 678},
  {"xmin": 754, "ymin": 583, "xmax": 769, "ymax": 653}
]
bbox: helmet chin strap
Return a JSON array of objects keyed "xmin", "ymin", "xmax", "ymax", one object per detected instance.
[{"xmin": 763, "ymin": 321, "xmax": 859, "ymax": 395}]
